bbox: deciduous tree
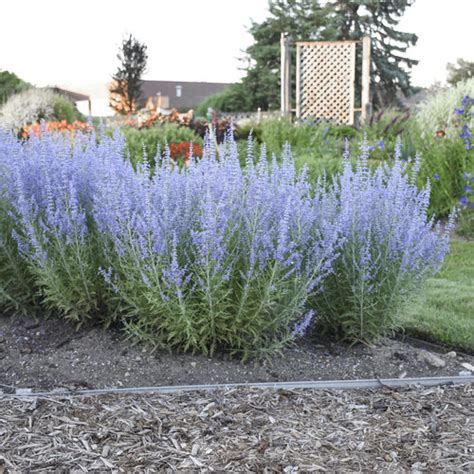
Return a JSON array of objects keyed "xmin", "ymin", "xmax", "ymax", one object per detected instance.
[{"xmin": 447, "ymin": 58, "xmax": 474, "ymax": 86}]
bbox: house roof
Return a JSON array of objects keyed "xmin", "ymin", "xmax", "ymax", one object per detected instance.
[
  {"xmin": 51, "ymin": 87, "xmax": 90, "ymax": 102},
  {"xmin": 139, "ymin": 80, "xmax": 231, "ymax": 109}
]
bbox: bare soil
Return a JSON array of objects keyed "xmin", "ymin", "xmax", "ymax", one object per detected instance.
[{"xmin": 0, "ymin": 313, "xmax": 473, "ymax": 393}]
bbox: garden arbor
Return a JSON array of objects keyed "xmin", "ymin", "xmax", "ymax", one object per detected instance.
[{"xmin": 281, "ymin": 34, "xmax": 371, "ymax": 124}]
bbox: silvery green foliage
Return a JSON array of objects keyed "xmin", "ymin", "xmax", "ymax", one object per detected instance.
[
  {"xmin": 0, "ymin": 127, "xmax": 452, "ymax": 356},
  {"xmin": 93, "ymin": 134, "xmax": 340, "ymax": 357},
  {"xmin": 0, "ymin": 88, "xmax": 60, "ymax": 133},
  {"xmin": 417, "ymin": 78, "xmax": 474, "ymax": 138},
  {"xmin": 0, "ymin": 128, "xmax": 119, "ymax": 321},
  {"xmin": 313, "ymin": 141, "xmax": 453, "ymax": 342}
]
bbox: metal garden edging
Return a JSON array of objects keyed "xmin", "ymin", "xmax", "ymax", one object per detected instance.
[{"xmin": 1, "ymin": 375, "xmax": 473, "ymax": 399}]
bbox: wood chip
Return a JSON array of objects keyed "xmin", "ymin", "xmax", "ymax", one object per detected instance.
[{"xmin": 0, "ymin": 384, "xmax": 472, "ymax": 471}]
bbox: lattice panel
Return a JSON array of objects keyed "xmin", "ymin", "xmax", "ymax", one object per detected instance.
[{"xmin": 297, "ymin": 41, "xmax": 356, "ymax": 124}]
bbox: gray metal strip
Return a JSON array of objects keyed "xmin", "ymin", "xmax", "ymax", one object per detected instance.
[{"xmin": 1, "ymin": 376, "xmax": 473, "ymax": 399}]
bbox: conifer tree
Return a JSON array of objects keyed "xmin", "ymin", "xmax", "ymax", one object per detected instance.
[
  {"xmin": 213, "ymin": 0, "xmax": 418, "ymax": 111},
  {"xmin": 109, "ymin": 35, "xmax": 148, "ymax": 115},
  {"xmin": 326, "ymin": 0, "xmax": 418, "ymax": 107}
]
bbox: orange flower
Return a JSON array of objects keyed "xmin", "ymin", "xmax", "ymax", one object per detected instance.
[
  {"xmin": 168, "ymin": 142, "xmax": 203, "ymax": 161},
  {"xmin": 22, "ymin": 121, "xmax": 93, "ymax": 138}
]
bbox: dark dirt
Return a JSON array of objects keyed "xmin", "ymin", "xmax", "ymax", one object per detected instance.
[{"xmin": 0, "ymin": 313, "xmax": 473, "ymax": 393}]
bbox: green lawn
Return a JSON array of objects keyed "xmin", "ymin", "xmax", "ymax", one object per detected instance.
[{"xmin": 399, "ymin": 240, "xmax": 474, "ymax": 352}]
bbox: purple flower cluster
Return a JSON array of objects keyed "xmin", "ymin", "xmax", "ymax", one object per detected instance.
[
  {"xmin": 456, "ymin": 95, "xmax": 474, "ymax": 209},
  {"xmin": 312, "ymin": 140, "xmax": 452, "ymax": 341}
]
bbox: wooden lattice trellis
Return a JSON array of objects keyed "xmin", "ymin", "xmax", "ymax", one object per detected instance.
[
  {"xmin": 281, "ymin": 35, "xmax": 371, "ymax": 124},
  {"xmin": 297, "ymin": 41, "xmax": 356, "ymax": 124}
]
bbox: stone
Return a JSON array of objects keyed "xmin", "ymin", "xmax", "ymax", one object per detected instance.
[
  {"xmin": 419, "ymin": 350, "xmax": 446, "ymax": 368},
  {"xmin": 16, "ymin": 388, "xmax": 33, "ymax": 395},
  {"xmin": 444, "ymin": 351, "xmax": 457, "ymax": 358}
]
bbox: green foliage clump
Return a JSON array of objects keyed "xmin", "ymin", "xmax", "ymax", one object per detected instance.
[
  {"xmin": 122, "ymin": 123, "xmax": 203, "ymax": 167},
  {"xmin": 457, "ymin": 209, "xmax": 474, "ymax": 239},
  {"xmin": 0, "ymin": 209, "xmax": 38, "ymax": 314},
  {"xmin": 195, "ymin": 84, "xmax": 249, "ymax": 116},
  {"xmin": 52, "ymin": 95, "xmax": 85, "ymax": 124},
  {"xmin": 0, "ymin": 70, "xmax": 31, "ymax": 105}
]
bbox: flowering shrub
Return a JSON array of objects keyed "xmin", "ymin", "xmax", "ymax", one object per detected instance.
[
  {"xmin": 0, "ymin": 127, "xmax": 451, "ymax": 355},
  {"xmin": 455, "ymin": 95, "xmax": 474, "ymax": 237},
  {"xmin": 0, "ymin": 130, "xmax": 123, "ymax": 322},
  {"xmin": 312, "ymin": 143, "xmax": 452, "ymax": 342},
  {"xmin": 0, "ymin": 88, "xmax": 84, "ymax": 134},
  {"xmin": 93, "ymin": 136, "xmax": 340, "ymax": 357}
]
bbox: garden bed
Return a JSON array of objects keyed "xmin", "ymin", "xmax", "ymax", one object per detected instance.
[
  {"xmin": 1, "ymin": 313, "xmax": 473, "ymax": 394},
  {"xmin": 0, "ymin": 384, "xmax": 472, "ymax": 471}
]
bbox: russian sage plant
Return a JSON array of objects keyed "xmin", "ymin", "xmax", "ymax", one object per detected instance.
[
  {"xmin": 94, "ymin": 135, "xmax": 339, "ymax": 357},
  {"xmin": 2, "ymin": 129, "xmax": 120, "ymax": 323},
  {"xmin": 0, "ymin": 130, "xmax": 39, "ymax": 312},
  {"xmin": 0, "ymin": 124, "xmax": 451, "ymax": 354},
  {"xmin": 313, "ymin": 142, "xmax": 452, "ymax": 342}
]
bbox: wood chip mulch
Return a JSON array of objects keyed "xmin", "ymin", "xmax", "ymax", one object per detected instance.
[{"xmin": 0, "ymin": 384, "xmax": 473, "ymax": 472}]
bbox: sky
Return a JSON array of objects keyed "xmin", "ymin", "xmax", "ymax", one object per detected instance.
[{"xmin": 1, "ymin": 0, "xmax": 473, "ymax": 91}]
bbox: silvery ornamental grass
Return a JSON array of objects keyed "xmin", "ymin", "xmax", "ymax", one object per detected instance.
[{"xmin": 312, "ymin": 141, "xmax": 453, "ymax": 343}]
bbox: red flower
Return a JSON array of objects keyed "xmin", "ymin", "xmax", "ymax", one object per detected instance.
[{"xmin": 168, "ymin": 142, "xmax": 203, "ymax": 161}]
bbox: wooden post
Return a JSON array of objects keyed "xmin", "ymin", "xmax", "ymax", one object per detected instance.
[
  {"xmin": 361, "ymin": 36, "xmax": 371, "ymax": 124},
  {"xmin": 348, "ymin": 43, "xmax": 356, "ymax": 125},
  {"xmin": 280, "ymin": 33, "xmax": 291, "ymax": 118},
  {"xmin": 295, "ymin": 43, "xmax": 301, "ymax": 119}
]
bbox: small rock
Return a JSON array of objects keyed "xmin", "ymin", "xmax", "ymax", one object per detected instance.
[
  {"xmin": 190, "ymin": 362, "xmax": 197, "ymax": 368},
  {"xmin": 461, "ymin": 362, "xmax": 474, "ymax": 371},
  {"xmin": 393, "ymin": 350, "xmax": 408, "ymax": 361},
  {"xmin": 459, "ymin": 370, "xmax": 472, "ymax": 377},
  {"xmin": 445, "ymin": 351, "xmax": 456, "ymax": 358},
  {"xmin": 24, "ymin": 322, "xmax": 39, "ymax": 330},
  {"xmin": 16, "ymin": 388, "xmax": 33, "ymax": 395},
  {"xmin": 0, "ymin": 336, "xmax": 5, "ymax": 344},
  {"xmin": 419, "ymin": 350, "xmax": 446, "ymax": 368}
]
